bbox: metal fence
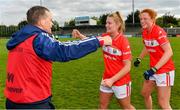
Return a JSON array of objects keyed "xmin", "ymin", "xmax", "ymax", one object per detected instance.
[{"xmin": 164, "ymin": 27, "xmax": 180, "ymax": 36}]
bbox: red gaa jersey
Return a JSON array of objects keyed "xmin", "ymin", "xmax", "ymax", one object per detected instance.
[
  {"xmin": 102, "ymin": 33, "xmax": 132, "ymax": 86},
  {"xmin": 142, "ymin": 24, "xmax": 175, "ymax": 74}
]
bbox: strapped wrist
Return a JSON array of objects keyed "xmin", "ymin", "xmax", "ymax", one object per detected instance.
[
  {"xmin": 151, "ymin": 67, "xmax": 157, "ymax": 72},
  {"xmin": 136, "ymin": 58, "xmax": 141, "ymax": 62}
]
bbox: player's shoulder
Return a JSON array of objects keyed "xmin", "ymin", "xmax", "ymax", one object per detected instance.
[
  {"xmin": 114, "ymin": 34, "xmax": 130, "ymax": 49},
  {"xmin": 101, "ymin": 33, "xmax": 110, "ymax": 37},
  {"xmin": 117, "ymin": 34, "xmax": 129, "ymax": 43},
  {"xmin": 153, "ymin": 25, "xmax": 167, "ymax": 38},
  {"xmin": 153, "ymin": 25, "xmax": 166, "ymax": 33}
]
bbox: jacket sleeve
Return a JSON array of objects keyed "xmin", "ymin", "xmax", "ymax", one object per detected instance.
[{"xmin": 33, "ymin": 33, "xmax": 100, "ymax": 62}]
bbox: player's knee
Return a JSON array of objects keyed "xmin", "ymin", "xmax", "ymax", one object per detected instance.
[
  {"xmin": 159, "ymin": 102, "xmax": 170, "ymax": 109},
  {"xmin": 141, "ymin": 90, "xmax": 151, "ymax": 98},
  {"xmin": 99, "ymin": 105, "xmax": 108, "ymax": 109},
  {"xmin": 158, "ymin": 99, "xmax": 170, "ymax": 109},
  {"xmin": 121, "ymin": 104, "xmax": 134, "ymax": 109},
  {"xmin": 99, "ymin": 102, "xmax": 108, "ymax": 109},
  {"xmin": 118, "ymin": 100, "xmax": 134, "ymax": 109}
]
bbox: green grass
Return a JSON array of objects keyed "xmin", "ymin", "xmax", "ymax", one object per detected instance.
[{"xmin": 0, "ymin": 37, "xmax": 180, "ymax": 109}]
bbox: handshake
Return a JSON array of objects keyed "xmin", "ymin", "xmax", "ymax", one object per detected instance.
[
  {"xmin": 133, "ymin": 57, "xmax": 157, "ymax": 80},
  {"xmin": 72, "ymin": 29, "xmax": 112, "ymax": 46}
]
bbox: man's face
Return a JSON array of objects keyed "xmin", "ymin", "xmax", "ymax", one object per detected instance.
[{"xmin": 38, "ymin": 11, "xmax": 53, "ymax": 34}]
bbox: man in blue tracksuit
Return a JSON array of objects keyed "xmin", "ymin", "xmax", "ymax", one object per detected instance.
[{"xmin": 5, "ymin": 6, "xmax": 112, "ymax": 109}]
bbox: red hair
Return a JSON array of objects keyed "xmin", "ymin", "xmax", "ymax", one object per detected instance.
[{"xmin": 140, "ymin": 8, "xmax": 157, "ymax": 22}]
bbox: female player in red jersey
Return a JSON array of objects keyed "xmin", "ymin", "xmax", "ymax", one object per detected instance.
[
  {"xmin": 134, "ymin": 9, "xmax": 175, "ymax": 109},
  {"xmin": 72, "ymin": 11, "xmax": 135, "ymax": 109}
]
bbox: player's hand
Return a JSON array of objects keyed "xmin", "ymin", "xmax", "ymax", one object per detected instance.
[
  {"xmin": 101, "ymin": 79, "xmax": 114, "ymax": 87},
  {"xmin": 72, "ymin": 29, "xmax": 87, "ymax": 40},
  {"xmin": 134, "ymin": 58, "xmax": 141, "ymax": 67},
  {"xmin": 143, "ymin": 67, "xmax": 157, "ymax": 80},
  {"xmin": 98, "ymin": 36, "xmax": 112, "ymax": 46}
]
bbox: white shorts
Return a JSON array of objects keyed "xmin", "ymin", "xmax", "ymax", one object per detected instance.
[
  {"xmin": 100, "ymin": 82, "xmax": 131, "ymax": 99},
  {"xmin": 149, "ymin": 70, "xmax": 175, "ymax": 86}
]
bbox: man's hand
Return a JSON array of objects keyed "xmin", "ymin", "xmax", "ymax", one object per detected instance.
[
  {"xmin": 143, "ymin": 67, "xmax": 157, "ymax": 80},
  {"xmin": 72, "ymin": 29, "xmax": 87, "ymax": 40},
  {"xmin": 98, "ymin": 36, "xmax": 112, "ymax": 46},
  {"xmin": 134, "ymin": 58, "xmax": 141, "ymax": 67}
]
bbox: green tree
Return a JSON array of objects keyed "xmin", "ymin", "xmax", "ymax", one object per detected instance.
[
  {"xmin": 91, "ymin": 16, "xmax": 98, "ymax": 21},
  {"xmin": 177, "ymin": 18, "xmax": 180, "ymax": 27},
  {"xmin": 18, "ymin": 20, "xmax": 28, "ymax": 29},
  {"xmin": 125, "ymin": 10, "xmax": 140, "ymax": 24},
  {"xmin": 91, "ymin": 16, "xmax": 100, "ymax": 25},
  {"xmin": 99, "ymin": 13, "xmax": 109, "ymax": 25},
  {"xmin": 0, "ymin": 25, "xmax": 18, "ymax": 37},
  {"xmin": 0, "ymin": 25, "xmax": 7, "ymax": 37},
  {"xmin": 69, "ymin": 19, "xmax": 75, "ymax": 26},
  {"xmin": 162, "ymin": 12, "xmax": 178, "ymax": 27},
  {"xmin": 64, "ymin": 19, "xmax": 75, "ymax": 27},
  {"xmin": 7, "ymin": 25, "xmax": 18, "ymax": 36},
  {"xmin": 156, "ymin": 17, "xmax": 163, "ymax": 27},
  {"xmin": 52, "ymin": 20, "xmax": 60, "ymax": 31}
]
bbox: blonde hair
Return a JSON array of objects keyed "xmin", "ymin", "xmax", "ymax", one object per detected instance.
[
  {"xmin": 140, "ymin": 8, "xmax": 157, "ymax": 22},
  {"xmin": 108, "ymin": 11, "xmax": 125, "ymax": 32}
]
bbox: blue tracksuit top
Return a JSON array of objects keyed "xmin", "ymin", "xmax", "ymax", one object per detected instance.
[{"xmin": 6, "ymin": 24, "xmax": 100, "ymax": 62}]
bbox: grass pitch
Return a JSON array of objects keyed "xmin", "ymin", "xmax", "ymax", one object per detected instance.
[{"xmin": 0, "ymin": 37, "xmax": 180, "ymax": 109}]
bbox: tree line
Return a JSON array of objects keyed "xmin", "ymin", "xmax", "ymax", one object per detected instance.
[
  {"xmin": 0, "ymin": 10, "xmax": 180, "ymax": 37},
  {"xmin": 0, "ymin": 20, "xmax": 60, "ymax": 37},
  {"xmin": 64, "ymin": 10, "xmax": 180, "ymax": 27}
]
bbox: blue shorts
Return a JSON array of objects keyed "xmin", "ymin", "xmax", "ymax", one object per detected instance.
[{"xmin": 6, "ymin": 97, "xmax": 55, "ymax": 109}]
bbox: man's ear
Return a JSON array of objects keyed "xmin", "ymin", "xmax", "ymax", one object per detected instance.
[{"xmin": 38, "ymin": 19, "xmax": 45, "ymax": 27}]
